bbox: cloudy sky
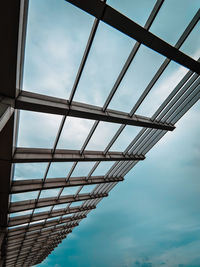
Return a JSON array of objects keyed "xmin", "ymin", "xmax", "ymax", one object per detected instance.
[{"xmin": 11, "ymin": 0, "xmax": 200, "ymax": 266}]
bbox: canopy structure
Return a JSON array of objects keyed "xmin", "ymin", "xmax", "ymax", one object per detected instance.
[{"xmin": 0, "ymin": 0, "xmax": 199, "ymax": 266}]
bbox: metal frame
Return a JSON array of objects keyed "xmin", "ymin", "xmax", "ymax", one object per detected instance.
[{"xmin": 0, "ymin": 0, "xmax": 199, "ymax": 266}]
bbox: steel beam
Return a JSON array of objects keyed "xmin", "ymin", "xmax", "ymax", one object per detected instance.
[
  {"xmin": 9, "ymin": 205, "xmax": 95, "ymax": 227},
  {"xmin": 65, "ymin": 0, "xmax": 200, "ymax": 74},
  {"xmin": 13, "ymin": 148, "xmax": 145, "ymax": 163},
  {"xmin": 8, "ymin": 215, "xmax": 85, "ymax": 237},
  {"xmin": 11, "ymin": 176, "xmax": 124, "ymax": 194},
  {"xmin": 7, "ymin": 227, "xmax": 73, "ymax": 244},
  {"xmin": 10, "ymin": 192, "xmax": 107, "ymax": 213},
  {"xmin": 15, "ymin": 91, "xmax": 175, "ymax": 131}
]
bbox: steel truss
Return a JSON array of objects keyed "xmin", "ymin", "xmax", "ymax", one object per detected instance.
[{"xmin": 0, "ymin": 0, "xmax": 199, "ymax": 266}]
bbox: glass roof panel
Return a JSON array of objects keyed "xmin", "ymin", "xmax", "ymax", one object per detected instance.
[
  {"xmin": 108, "ymin": 45, "xmax": 165, "ymax": 112},
  {"xmin": 47, "ymin": 162, "xmax": 74, "ymax": 178},
  {"xmin": 57, "ymin": 117, "xmax": 94, "ymax": 150},
  {"xmin": 74, "ymin": 21, "xmax": 134, "ymax": 106},
  {"xmin": 149, "ymin": 0, "xmax": 200, "ymax": 45},
  {"xmin": 39, "ymin": 188, "xmax": 60, "ymax": 199},
  {"xmin": 11, "ymin": 191, "xmax": 39, "ymax": 202},
  {"xmin": 92, "ymin": 161, "xmax": 116, "ymax": 176},
  {"xmin": 33, "ymin": 206, "xmax": 51, "ymax": 213},
  {"xmin": 136, "ymin": 61, "xmax": 188, "ymax": 117},
  {"xmin": 9, "ymin": 210, "xmax": 33, "ymax": 218},
  {"xmin": 70, "ymin": 201, "xmax": 84, "ymax": 208},
  {"xmin": 107, "ymin": 0, "xmax": 156, "ymax": 26},
  {"xmin": 13, "ymin": 163, "xmax": 48, "ymax": 180},
  {"xmin": 110, "ymin": 126, "xmax": 141, "ymax": 152},
  {"xmin": 180, "ymin": 21, "xmax": 200, "ymax": 60},
  {"xmin": 23, "ymin": 0, "xmax": 94, "ymax": 98},
  {"xmin": 18, "ymin": 110, "xmax": 62, "ymax": 148},
  {"xmin": 86, "ymin": 121, "xmax": 120, "ymax": 151},
  {"xmin": 71, "ymin": 162, "xmax": 96, "ymax": 177},
  {"xmin": 80, "ymin": 185, "xmax": 97, "ymax": 194},
  {"xmin": 61, "ymin": 187, "xmax": 79, "ymax": 196},
  {"xmin": 52, "ymin": 204, "xmax": 68, "ymax": 210}
]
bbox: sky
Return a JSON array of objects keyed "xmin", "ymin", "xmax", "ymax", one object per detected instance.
[{"xmin": 10, "ymin": 0, "xmax": 200, "ymax": 266}]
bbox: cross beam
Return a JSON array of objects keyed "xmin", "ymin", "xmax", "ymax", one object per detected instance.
[
  {"xmin": 9, "ymin": 205, "xmax": 96, "ymax": 227},
  {"xmin": 11, "ymin": 176, "xmax": 124, "ymax": 193},
  {"xmin": 9, "ymin": 193, "xmax": 108, "ymax": 213},
  {"xmin": 13, "ymin": 148, "xmax": 145, "ymax": 163},
  {"xmin": 15, "ymin": 91, "xmax": 175, "ymax": 131}
]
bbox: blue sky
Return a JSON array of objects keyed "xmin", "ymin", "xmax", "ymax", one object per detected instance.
[{"xmin": 10, "ymin": 0, "xmax": 200, "ymax": 266}]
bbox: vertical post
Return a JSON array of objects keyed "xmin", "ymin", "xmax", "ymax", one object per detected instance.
[{"xmin": 0, "ymin": 0, "xmax": 22, "ymax": 265}]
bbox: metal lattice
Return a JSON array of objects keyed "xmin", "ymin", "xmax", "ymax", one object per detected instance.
[{"xmin": 0, "ymin": 0, "xmax": 199, "ymax": 266}]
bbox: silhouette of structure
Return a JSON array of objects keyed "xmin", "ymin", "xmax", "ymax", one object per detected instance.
[{"xmin": 0, "ymin": 0, "xmax": 199, "ymax": 266}]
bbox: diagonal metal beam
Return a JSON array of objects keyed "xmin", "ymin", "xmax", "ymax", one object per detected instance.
[
  {"xmin": 11, "ymin": 176, "xmax": 124, "ymax": 194},
  {"xmin": 65, "ymin": 0, "xmax": 200, "ymax": 74},
  {"xmin": 9, "ymin": 193, "xmax": 108, "ymax": 213},
  {"xmin": 9, "ymin": 205, "xmax": 95, "ymax": 227},
  {"xmin": 15, "ymin": 91, "xmax": 175, "ymax": 131},
  {"xmin": 13, "ymin": 148, "xmax": 145, "ymax": 163}
]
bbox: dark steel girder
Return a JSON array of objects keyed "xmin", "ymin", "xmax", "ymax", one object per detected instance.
[
  {"xmin": 7, "ymin": 227, "xmax": 73, "ymax": 244},
  {"xmin": 7, "ymin": 234, "xmax": 67, "ymax": 251},
  {"xmin": 65, "ymin": 0, "xmax": 200, "ymax": 74},
  {"xmin": 13, "ymin": 148, "xmax": 145, "ymax": 163},
  {"xmin": 7, "ymin": 222, "xmax": 78, "ymax": 241},
  {"xmin": 15, "ymin": 90, "xmax": 175, "ymax": 131},
  {"xmin": 11, "ymin": 176, "xmax": 124, "ymax": 194},
  {"xmin": 9, "ymin": 192, "xmax": 108, "ymax": 213},
  {"xmin": 8, "ymin": 215, "xmax": 85, "ymax": 237},
  {"xmin": 9, "ymin": 205, "xmax": 96, "ymax": 227}
]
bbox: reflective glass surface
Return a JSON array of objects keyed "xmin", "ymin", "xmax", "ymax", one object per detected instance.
[
  {"xmin": 18, "ymin": 110, "xmax": 62, "ymax": 148},
  {"xmin": 13, "ymin": 163, "xmax": 48, "ymax": 180},
  {"xmin": 150, "ymin": 0, "xmax": 200, "ymax": 45},
  {"xmin": 109, "ymin": 45, "xmax": 165, "ymax": 112},
  {"xmin": 23, "ymin": 0, "xmax": 94, "ymax": 98},
  {"xmin": 57, "ymin": 117, "xmax": 94, "ymax": 150},
  {"xmin": 136, "ymin": 62, "xmax": 188, "ymax": 117},
  {"xmin": 108, "ymin": 0, "xmax": 156, "ymax": 26},
  {"xmin": 86, "ymin": 122, "xmax": 120, "ymax": 151},
  {"xmin": 74, "ymin": 22, "xmax": 133, "ymax": 106}
]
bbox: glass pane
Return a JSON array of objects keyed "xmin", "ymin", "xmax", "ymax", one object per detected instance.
[
  {"xmin": 80, "ymin": 185, "xmax": 97, "ymax": 194},
  {"xmin": 110, "ymin": 126, "xmax": 141, "ymax": 152},
  {"xmin": 74, "ymin": 22, "xmax": 133, "ymax": 106},
  {"xmin": 92, "ymin": 161, "xmax": 116, "ymax": 176},
  {"xmin": 70, "ymin": 201, "xmax": 84, "ymax": 207},
  {"xmin": 71, "ymin": 162, "xmax": 95, "ymax": 177},
  {"xmin": 107, "ymin": 0, "xmax": 156, "ymax": 26},
  {"xmin": 11, "ymin": 191, "xmax": 39, "ymax": 202},
  {"xmin": 46, "ymin": 216, "xmax": 60, "ymax": 222},
  {"xmin": 57, "ymin": 117, "xmax": 94, "ymax": 150},
  {"xmin": 47, "ymin": 162, "xmax": 73, "ymax": 178},
  {"xmin": 13, "ymin": 163, "xmax": 48, "ymax": 180},
  {"xmin": 29, "ymin": 219, "xmax": 45, "ymax": 225},
  {"xmin": 18, "ymin": 110, "xmax": 62, "ymax": 148},
  {"xmin": 86, "ymin": 122, "xmax": 120, "ymax": 151},
  {"xmin": 109, "ymin": 45, "xmax": 165, "ymax": 112},
  {"xmin": 150, "ymin": 0, "xmax": 200, "ymax": 45},
  {"xmin": 61, "ymin": 187, "xmax": 79, "ymax": 196},
  {"xmin": 53, "ymin": 204, "xmax": 68, "ymax": 210},
  {"xmin": 39, "ymin": 188, "xmax": 60, "ymax": 199},
  {"xmin": 23, "ymin": 0, "xmax": 94, "ymax": 98},
  {"xmin": 34, "ymin": 206, "xmax": 51, "ymax": 213},
  {"xmin": 9, "ymin": 210, "xmax": 33, "ymax": 218},
  {"xmin": 180, "ymin": 22, "xmax": 200, "ymax": 60},
  {"xmin": 136, "ymin": 61, "xmax": 188, "ymax": 117}
]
